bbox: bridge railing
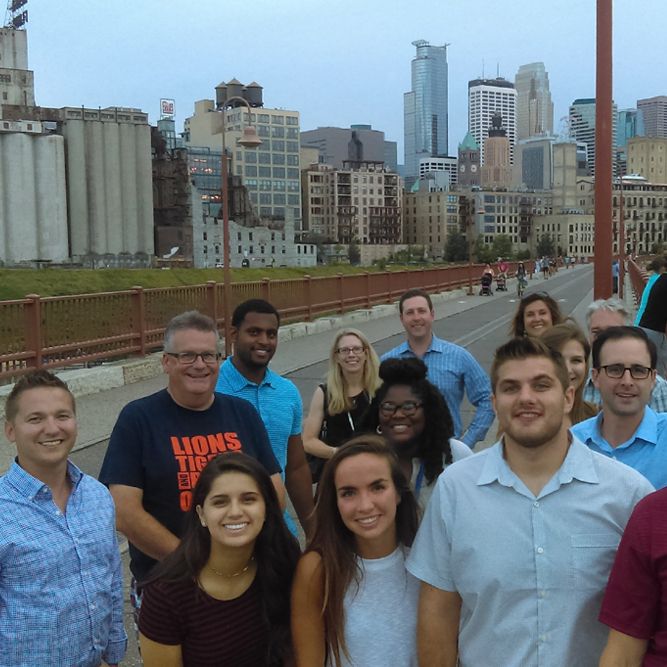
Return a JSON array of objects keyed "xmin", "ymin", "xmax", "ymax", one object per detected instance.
[{"xmin": 0, "ymin": 263, "xmax": 513, "ymax": 382}]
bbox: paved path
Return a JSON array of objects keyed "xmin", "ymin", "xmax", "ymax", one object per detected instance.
[{"xmin": 3, "ymin": 263, "xmax": 619, "ymax": 665}]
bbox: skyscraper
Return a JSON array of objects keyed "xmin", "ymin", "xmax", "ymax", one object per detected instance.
[
  {"xmin": 515, "ymin": 62, "xmax": 554, "ymax": 140},
  {"xmin": 568, "ymin": 98, "xmax": 618, "ymax": 176},
  {"xmin": 637, "ymin": 96, "xmax": 667, "ymax": 138},
  {"xmin": 468, "ymin": 77, "xmax": 517, "ymax": 165},
  {"xmin": 404, "ymin": 39, "xmax": 449, "ymax": 183}
]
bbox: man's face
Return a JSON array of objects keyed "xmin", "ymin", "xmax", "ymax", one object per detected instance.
[
  {"xmin": 399, "ymin": 296, "xmax": 434, "ymax": 341},
  {"xmin": 592, "ymin": 337, "xmax": 655, "ymax": 418},
  {"xmin": 4, "ymin": 387, "xmax": 77, "ymax": 476},
  {"xmin": 588, "ymin": 310, "xmax": 625, "ymax": 343},
  {"xmin": 162, "ymin": 328, "xmax": 220, "ymax": 402},
  {"xmin": 493, "ymin": 356, "xmax": 573, "ymax": 450},
  {"xmin": 232, "ymin": 312, "xmax": 279, "ymax": 371}
]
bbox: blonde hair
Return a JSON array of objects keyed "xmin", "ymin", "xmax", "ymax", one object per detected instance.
[{"xmin": 325, "ymin": 328, "xmax": 381, "ymax": 415}]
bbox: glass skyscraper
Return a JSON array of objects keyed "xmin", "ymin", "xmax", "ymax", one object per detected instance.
[{"xmin": 404, "ymin": 40, "xmax": 449, "ymax": 183}]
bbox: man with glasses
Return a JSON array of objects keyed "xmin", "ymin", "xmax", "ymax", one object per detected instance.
[
  {"xmin": 572, "ymin": 326, "xmax": 667, "ymax": 488},
  {"xmin": 215, "ymin": 299, "xmax": 314, "ymax": 536},
  {"xmin": 99, "ymin": 310, "xmax": 283, "ymax": 620},
  {"xmin": 382, "ymin": 289, "xmax": 493, "ymax": 448}
]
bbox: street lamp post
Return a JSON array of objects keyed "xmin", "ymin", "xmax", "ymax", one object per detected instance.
[{"xmin": 218, "ymin": 97, "xmax": 262, "ymax": 357}]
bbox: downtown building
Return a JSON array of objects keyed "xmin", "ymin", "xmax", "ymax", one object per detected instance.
[
  {"xmin": 514, "ymin": 63, "xmax": 554, "ymax": 140},
  {"xmin": 404, "ymin": 40, "xmax": 449, "ymax": 185},
  {"xmin": 637, "ymin": 96, "xmax": 667, "ymax": 138},
  {"xmin": 568, "ymin": 98, "xmax": 618, "ymax": 176},
  {"xmin": 468, "ymin": 77, "xmax": 517, "ymax": 165}
]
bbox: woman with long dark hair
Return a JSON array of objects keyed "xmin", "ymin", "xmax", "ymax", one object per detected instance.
[
  {"xmin": 138, "ymin": 453, "xmax": 301, "ymax": 667},
  {"xmin": 362, "ymin": 358, "xmax": 472, "ymax": 510},
  {"xmin": 510, "ymin": 291, "xmax": 564, "ymax": 338},
  {"xmin": 291, "ymin": 435, "xmax": 420, "ymax": 667}
]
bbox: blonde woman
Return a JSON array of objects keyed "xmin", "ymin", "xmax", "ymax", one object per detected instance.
[{"xmin": 303, "ymin": 328, "xmax": 381, "ymax": 482}]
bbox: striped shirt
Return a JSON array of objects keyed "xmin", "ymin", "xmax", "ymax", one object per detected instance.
[{"xmin": 0, "ymin": 461, "xmax": 127, "ymax": 666}]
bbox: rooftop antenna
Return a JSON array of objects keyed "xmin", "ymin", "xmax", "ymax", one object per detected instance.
[
  {"xmin": 496, "ymin": 62, "xmax": 500, "ymax": 77},
  {"xmin": 482, "ymin": 59, "xmax": 485, "ymax": 79},
  {"xmin": 4, "ymin": 0, "xmax": 28, "ymax": 28}
]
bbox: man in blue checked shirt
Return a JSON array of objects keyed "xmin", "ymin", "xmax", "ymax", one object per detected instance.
[
  {"xmin": 382, "ymin": 288, "xmax": 494, "ymax": 448},
  {"xmin": 1, "ymin": 370, "xmax": 126, "ymax": 667}
]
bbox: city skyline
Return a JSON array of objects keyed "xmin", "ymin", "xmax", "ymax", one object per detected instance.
[{"xmin": 21, "ymin": 0, "xmax": 667, "ymax": 160}]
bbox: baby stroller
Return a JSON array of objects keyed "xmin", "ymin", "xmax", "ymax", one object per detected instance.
[
  {"xmin": 480, "ymin": 272, "xmax": 493, "ymax": 296},
  {"xmin": 495, "ymin": 273, "xmax": 508, "ymax": 291}
]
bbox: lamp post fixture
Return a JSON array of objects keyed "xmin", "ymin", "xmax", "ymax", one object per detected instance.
[{"xmin": 219, "ymin": 97, "xmax": 262, "ymax": 357}]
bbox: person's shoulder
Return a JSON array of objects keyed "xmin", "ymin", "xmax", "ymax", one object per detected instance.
[
  {"xmin": 267, "ymin": 370, "xmax": 301, "ymax": 399},
  {"xmin": 381, "ymin": 341, "xmax": 409, "ymax": 359},
  {"xmin": 440, "ymin": 445, "xmax": 492, "ymax": 482},
  {"xmin": 587, "ymin": 446, "xmax": 654, "ymax": 490},
  {"xmin": 448, "ymin": 438, "xmax": 474, "ymax": 461},
  {"xmin": 120, "ymin": 388, "xmax": 170, "ymax": 416},
  {"xmin": 571, "ymin": 414, "xmax": 597, "ymax": 437},
  {"xmin": 295, "ymin": 550, "xmax": 323, "ymax": 581}
]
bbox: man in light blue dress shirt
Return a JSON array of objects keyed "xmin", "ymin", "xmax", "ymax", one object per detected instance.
[
  {"xmin": 407, "ymin": 337, "xmax": 653, "ymax": 667},
  {"xmin": 573, "ymin": 326, "xmax": 667, "ymax": 489},
  {"xmin": 215, "ymin": 299, "xmax": 314, "ymax": 536},
  {"xmin": 382, "ymin": 289, "xmax": 494, "ymax": 448},
  {"xmin": 1, "ymin": 370, "xmax": 127, "ymax": 667}
]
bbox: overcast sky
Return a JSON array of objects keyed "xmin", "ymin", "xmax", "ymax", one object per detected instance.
[{"xmin": 22, "ymin": 0, "xmax": 667, "ymax": 159}]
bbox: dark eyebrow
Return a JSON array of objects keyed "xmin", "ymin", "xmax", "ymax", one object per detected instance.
[{"xmin": 337, "ymin": 477, "xmax": 390, "ymax": 492}]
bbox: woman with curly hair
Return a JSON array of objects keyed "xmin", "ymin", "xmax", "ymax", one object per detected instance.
[
  {"xmin": 303, "ymin": 328, "xmax": 381, "ymax": 482},
  {"xmin": 138, "ymin": 453, "xmax": 301, "ymax": 666},
  {"xmin": 291, "ymin": 435, "xmax": 420, "ymax": 667},
  {"xmin": 510, "ymin": 291, "xmax": 564, "ymax": 338},
  {"xmin": 541, "ymin": 321, "xmax": 598, "ymax": 425},
  {"xmin": 362, "ymin": 357, "xmax": 472, "ymax": 510}
]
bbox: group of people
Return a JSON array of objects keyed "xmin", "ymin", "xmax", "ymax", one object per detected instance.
[{"xmin": 2, "ymin": 262, "xmax": 667, "ymax": 666}]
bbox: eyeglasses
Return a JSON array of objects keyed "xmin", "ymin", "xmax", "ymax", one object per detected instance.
[
  {"xmin": 165, "ymin": 351, "xmax": 221, "ymax": 365},
  {"xmin": 598, "ymin": 364, "xmax": 653, "ymax": 380},
  {"xmin": 379, "ymin": 400, "xmax": 423, "ymax": 417},
  {"xmin": 336, "ymin": 346, "xmax": 365, "ymax": 356}
]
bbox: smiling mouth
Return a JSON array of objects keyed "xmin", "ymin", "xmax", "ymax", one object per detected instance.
[
  {"xmin": 357, "ymin": 516, "xmax": 379, "ymax": 527},
  {"xmin": 39, "ymin": 439, "xmax": 64, "ymax": 447},
  {"xmin": 224, "ymin": 522, "xmax": 249, "ymax": 532}
]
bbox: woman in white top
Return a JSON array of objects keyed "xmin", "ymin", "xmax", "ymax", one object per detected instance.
[
  {"xmin": 363, "ymin": 357, "xmax": 472, "ymax": 510},
  {"xmin": 291, "ymin": 435, "xmax": 420, "ymax": 667}
]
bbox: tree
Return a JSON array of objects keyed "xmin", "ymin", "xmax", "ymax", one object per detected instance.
[
  {"xmin": 445, "ymin": 231, "xmax": 469, "ymax": 262},
  {"xmin": 491, "ymin": 234, "xmax": 513, "ymax": 260},
  {"xmin": 536, "ymin": 234, "xmax": 556, "ymax": 257},
  {"xmin": 348, "ymin": 239, "xmax": 361, "ymax": 265},
  {"xmin": 474, "ymin": 237, "xmax": 495, "ymax": 264}
]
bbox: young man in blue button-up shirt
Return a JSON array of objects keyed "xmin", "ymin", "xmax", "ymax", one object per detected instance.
[{"xmin": 1, "ymin": 370, "xmax": 127, "ymax": 667}]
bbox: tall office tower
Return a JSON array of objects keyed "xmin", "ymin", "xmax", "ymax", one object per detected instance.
[
  {"xmin": 515, "ymin": 62, "xmax": 554, "ymax": 140},
  {"xmin": 404, "ymin": 39, "xmax": 449, "ymax": 183},
  {"xmin": 616, "ymin": 109, "xmax": 645, "ymax": 148},
  {"xmin": 568, "ymin": 98, "xmax": 618, "ymax": 176},
  {"xmin": 468, "ymin": 77, "xmax": 517, "ymax": 165},
  {"xmin": 481, "ymin": 114, "xmax": 513, "ymax": 189},
  {"xmin": 637, "ymin": 96, "xmax": 667, "ymax": 138}
]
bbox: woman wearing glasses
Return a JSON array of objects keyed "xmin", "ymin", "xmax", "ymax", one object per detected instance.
[
  {"xmin": 510, "ymin": 291, "xmax": 564, "ymax": 338},
  {"xmin": 291, "ymin": 436, "xmax": 420, "ymax": 667},
  {"xmin": 303, "ymin": 329, "xmax": 381, "ymax": 483},
  {"xmin": 541, "ymin": 321, "xmax": 597, "ymax": 425},
  {"xmin": 362, "ymin": 358, "xmax": 472, "ymax": 510}
]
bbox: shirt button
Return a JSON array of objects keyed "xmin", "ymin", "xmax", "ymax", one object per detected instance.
[
  {"xmin": 536, "ymin": 546, "xmax": 544, "ymax": 554},
  {"xmin": 533, "ymin": 501, "xmax": 540, "ymax": 508},
  {"xmin": 538, "ymin": 590, "xmax": 546, "ymax": 598}
]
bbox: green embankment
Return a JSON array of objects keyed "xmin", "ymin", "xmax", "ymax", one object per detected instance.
[{"xmin": 0, "ymin": 264, "xmax": 431, "ymax": 301}]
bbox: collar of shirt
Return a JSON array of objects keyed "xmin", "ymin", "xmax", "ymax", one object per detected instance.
[
  {"xmin": 221, "ymin": 356, "xmax": 276, "ymax": 391},
  {"xmin": 398, "ymin": 334, "xmax": 445, "ymax": 357},
  {"xmin": 476, "ymin": 437, "xmax": 599, "ymax": 499},
  {"xmin": 4, "ymin": 459, "xmax": 83, "ymax": 501},
  {"xmin": 590, "ymin": 406, "xmax": 658, "ymax": 451}
]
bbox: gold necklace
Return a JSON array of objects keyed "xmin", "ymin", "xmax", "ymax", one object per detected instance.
[{"xmin": 208, "ymin": 556, "xmax": 255, "ymax": 578}]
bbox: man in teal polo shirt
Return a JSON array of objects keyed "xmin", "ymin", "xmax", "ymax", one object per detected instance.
[
  {"xmin": 572, "ymin": 326, "xmax": 667, "ymax": 489},
  {"xmin": 215, "ymin": 299, "xmax": 314, "ymax": 536}
]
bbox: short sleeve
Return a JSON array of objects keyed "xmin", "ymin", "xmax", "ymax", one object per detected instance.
[
  {"xmin": 240, "ymin": 401, "xmax": 281, "ymax": 475},
  {"xmin": 289, "ymin": 382, "xmax": 303, "ymax": 437},
  {"xmin": 99, "ymin": 403, "xmax": 146, "ymax": 489},
  {"xmin": 138, "ymin": 581, "xmax": 185, "ymax": 646}
]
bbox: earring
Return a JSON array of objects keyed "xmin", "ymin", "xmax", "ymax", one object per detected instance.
[
  {"xmin": 201, "ymin": 520, "xmax": 207, "ymax": 527},
  {"xmin": 376, "ymin": 425, "xmax": 383, "ymax": 435}
]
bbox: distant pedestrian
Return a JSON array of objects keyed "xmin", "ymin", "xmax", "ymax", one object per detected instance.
[{"xmin": 1, "ymin": 370, "xmax": 127, "ymax": 667}]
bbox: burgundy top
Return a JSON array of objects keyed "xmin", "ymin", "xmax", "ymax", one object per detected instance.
[
  {"xmin": 139, "ymin": 576, "xmax": 270, "ymax": 666},
  {"xmin": 599, "ymin": 488, "xmax": 667, "ymax": 666}
]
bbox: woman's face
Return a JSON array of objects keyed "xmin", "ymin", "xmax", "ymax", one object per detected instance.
[
  {"xmin": 523, "ymin": 299, "xmax": 554, "ymax": 337},
  {"xmin": 378, "ymin": 385, "xmax": 426, "ymax": 448},
  {"xmin": 196, "ymin": 472, "xmax": 266, "ymax": 550},
  {"xmin": 561, "ymin": 339, "xmax": 587, "ymax": 391},
  {"xmin": 335, "ymin": 452, "xmax": 399, "ymax": 558},
  {"xmin": 335, "ymin": 334, "xmax": 366, "ymax": 374}
]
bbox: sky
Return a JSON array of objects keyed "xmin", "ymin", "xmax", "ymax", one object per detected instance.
[{"xmin": 20, "ymin": 0, "xmax": 667, "ymax": 160}]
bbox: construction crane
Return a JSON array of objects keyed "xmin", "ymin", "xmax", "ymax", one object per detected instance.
[{"xmin": 4, "ymin": 0, "xmax": 28, "ymax": 29}]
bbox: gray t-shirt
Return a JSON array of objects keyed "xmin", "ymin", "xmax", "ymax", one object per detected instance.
[{"xmin": 342, "ymin": 547, "xmax": 419, "ymax": 667}]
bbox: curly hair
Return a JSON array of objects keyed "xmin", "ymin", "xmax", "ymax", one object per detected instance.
[
  {"xmin": 145, "ymin": 453, "xmax": 300, "ymax": 666},
  {"xmin": 307, "ymin": 435, "xmax": 419, "ymax": 667},
  {"xmin": 362, "ymin": 357, "xmax": 455, "ymax": 485},
  {"xmin": 510, "ymin": 292, "xmax": 564, "ymax": 337}
]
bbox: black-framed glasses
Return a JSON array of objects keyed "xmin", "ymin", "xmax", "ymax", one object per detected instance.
[
  {"xmin": 599, "ymin": 364, "xmax": 653, "ymax": 380},
  {"xmin": 165, "ymin": 351, "xmax": 221, "ymax": 365},
  {"xmin": 336, "ymin": 346, "xmax": 365, "ymax": 356},
  {"xmin": 379, "ymin": 400, "xmax": 423, "ymax": 417}
]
